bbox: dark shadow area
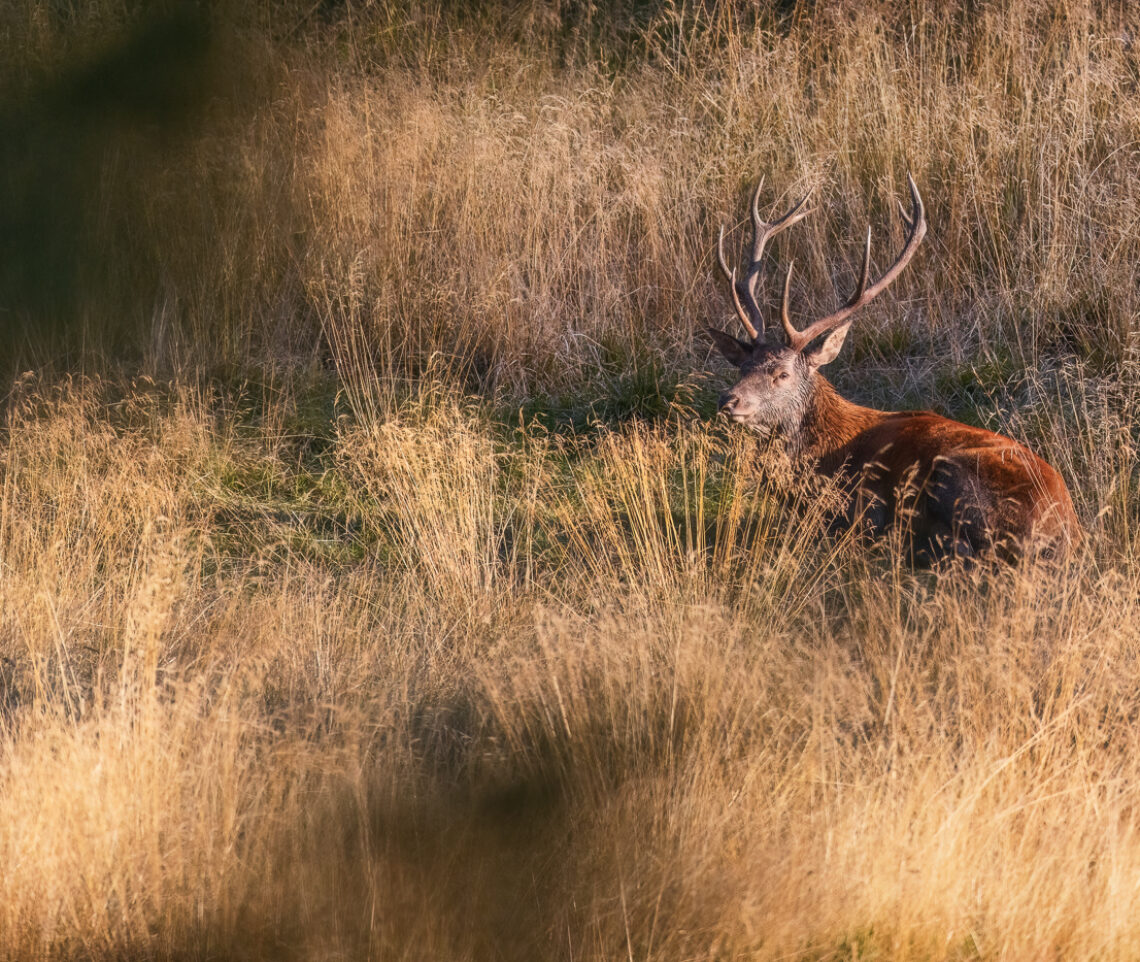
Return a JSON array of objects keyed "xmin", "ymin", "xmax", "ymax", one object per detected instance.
[{"xmin": 0, "ymin": 5, "xmax": 236, "ymax": 373}]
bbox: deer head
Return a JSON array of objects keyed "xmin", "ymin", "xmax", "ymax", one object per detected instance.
[{"xmin": 708, "ymin": 174, "xmax": 926, "ymax": 438}]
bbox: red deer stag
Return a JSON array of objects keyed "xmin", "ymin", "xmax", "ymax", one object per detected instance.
[{"xmin": 707, "ymin": 174, "xmax": 1081, "ymax": 564}]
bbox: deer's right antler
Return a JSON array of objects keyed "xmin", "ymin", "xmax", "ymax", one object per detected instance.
[{"xmin": 717, "ymin": 178, "xmax": 812, "ymax": 342}]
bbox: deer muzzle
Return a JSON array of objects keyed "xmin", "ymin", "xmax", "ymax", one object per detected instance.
[{"xmin": 718, "ymin": 391, "xmax": 747, "ymax": 419}]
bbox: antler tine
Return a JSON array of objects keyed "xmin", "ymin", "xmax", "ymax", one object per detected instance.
[
  {"xmin": 728, "ymin": 268, "xmax": 760, "ymax": 341},
  {"xmin": 718, "ymin": 225, "xmax": 761, "ymax": 340},
  {"xmin": 780, "ymin": 261, "xmax": 796, "ymax": 344},
  {"xmin": 786, "ymin": 172, "xmax": 926, "ymax": 352},
  {"xmin": 749, "ymin": 175, "xmax": 766, "ymax": 240},
  {"xmin": 847, "ymin": 226, "xmax": 872, "ymax": 307},
  {"xmin": 748, "ymin": 189, "xmax": 813, "ymax": 265},
  {"xmin": 716, "ymin": 224, "xmax": 732, "ymax": 285},
  {"xmin": 896, "ymin": 198, "xmax": 913, "ymax": 230},
  {"xmin": 740, "ymin": 185, "xmax": 813, "ymax": 336}
]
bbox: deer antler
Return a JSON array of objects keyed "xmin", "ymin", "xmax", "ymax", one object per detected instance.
[
  {"xmin": 783, "ymin": 173, "xmax": 926, "ymax": 352},
  {"xmin": 717, "ymin": 178, "xmax": 812, "ymax": 341}
]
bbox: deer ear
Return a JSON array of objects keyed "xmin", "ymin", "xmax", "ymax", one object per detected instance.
[
  {"xmin": 803, "ymin": 321, "xmax": 853, "ymax": 370},
  {"xmin": 705, "ymin": 327, "xmax": 753, "ymax": 366}
]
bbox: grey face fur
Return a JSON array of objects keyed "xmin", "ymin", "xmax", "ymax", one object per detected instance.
[{"xmin": 706, "ymin": 326, "xmax": 847, "ymax": 440}]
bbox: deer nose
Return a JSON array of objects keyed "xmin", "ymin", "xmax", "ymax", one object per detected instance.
[{"xmin": 718, "ymin": 392, "xmax": 740, "ymax": 415}]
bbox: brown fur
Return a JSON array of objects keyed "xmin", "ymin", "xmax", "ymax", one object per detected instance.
[{"xmin": 796, "ymin": 378, "xmax": 1081, "ymax": 563}]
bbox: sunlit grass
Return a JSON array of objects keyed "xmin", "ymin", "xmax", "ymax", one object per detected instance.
[
  {"xmin": 1, "ymin": 2, "xmax": 1139, "ymax": 960},
  {"xmin": 0, "ymin": 372, "xmax": 1135, "ymax": 960}
]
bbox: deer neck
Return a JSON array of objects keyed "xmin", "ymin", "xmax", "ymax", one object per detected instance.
[{"xmin": 794, "ymin": 376, "xmax": 887, "ymax": 468}]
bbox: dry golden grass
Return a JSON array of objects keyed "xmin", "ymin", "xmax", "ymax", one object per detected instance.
[
  {"xmin": 0, "ymin": 371, "xmax": 1136, "ymax": 961},
  {"xmin": 5, "ymin": 1, "xmax": 1139, "ymax": 383},
  {"xmin": 0, "ymin": 2, "xmax": 1139, "ymax": 960}
]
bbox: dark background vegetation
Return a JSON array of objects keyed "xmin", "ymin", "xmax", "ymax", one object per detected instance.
[{"xmin": 3, "ymin": 0, "xmax": 1137, "ymax": 401}]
